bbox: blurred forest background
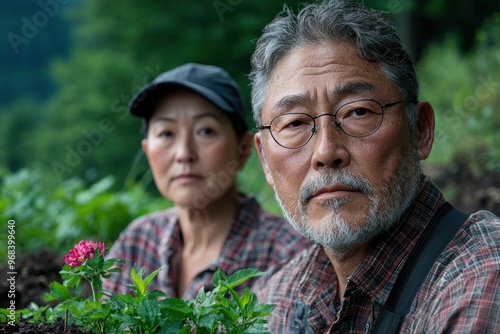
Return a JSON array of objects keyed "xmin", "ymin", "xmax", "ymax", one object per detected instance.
[{"xmin": 0, "ymin": 0, "xmax": 500, "ymax": 260}]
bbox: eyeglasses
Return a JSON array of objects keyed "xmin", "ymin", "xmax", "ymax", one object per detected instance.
[{"xmin": 258, "ymin": 99, "xmax": 411, "ymax": 149}]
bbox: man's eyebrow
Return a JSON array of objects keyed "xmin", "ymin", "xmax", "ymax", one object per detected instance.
[
  {"xmin": 275, "ymin": 94, "xmax": 310, "ymax": 110},
  {"xmin": 334, "ymin": 82, "xmax": 375, "ymax": 97}
]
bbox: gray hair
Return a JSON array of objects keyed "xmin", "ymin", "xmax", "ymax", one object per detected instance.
[{"xmin": 250, "ymin": 0, "xmax": 419, "ymax": 128}]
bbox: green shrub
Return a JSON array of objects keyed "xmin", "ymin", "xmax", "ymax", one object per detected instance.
[
  {"xmin": 419, "ymin": 14, "xmax": 500, "ymax": 172},
  {"xmin": 0, "ymin": 167, "xmax": 167, "ymax": 261},
  {"xmin": 0, "ymin": 155, "xmax": 281, "ymax": 263},
  {"xmin": 2, "ymin": 243, "xmax": 275, "ymax": 333}
]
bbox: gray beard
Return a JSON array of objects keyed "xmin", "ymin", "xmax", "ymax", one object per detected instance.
[{"xmin": 273, "ymin": 144, "xmax": 422, "ymax": 256}]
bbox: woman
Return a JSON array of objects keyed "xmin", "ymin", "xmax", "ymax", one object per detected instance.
[{"xmin": 103, "ymin": 63, "xmax": 312, "ymax": 299}]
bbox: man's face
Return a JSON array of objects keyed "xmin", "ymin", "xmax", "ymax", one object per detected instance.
[{"xmin": 254, "ymin": 42, "xmax": 432, "ymax": 253}]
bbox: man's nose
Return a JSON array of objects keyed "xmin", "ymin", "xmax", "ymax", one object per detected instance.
[{"xmin": 310, "ymin": 116, "xmax": 350, "ymax": 170}]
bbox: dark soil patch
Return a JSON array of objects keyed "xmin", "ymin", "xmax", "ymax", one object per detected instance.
[
  {"xmin": 424, "ymin": 160, "xmax": 500, "ymax": 215},
  {"xmin": 0, "ymin": 318, "xmax": 89, "ymax": 334},
  {"xmin": 0, "ymin": 248, "xmax": 64, "ymax": 310},
  {"xmin": 0, "ymin": 249, "xmax": 92, "ymax": 333}
]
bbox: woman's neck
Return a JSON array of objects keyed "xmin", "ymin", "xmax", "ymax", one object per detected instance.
[
  {"xmin": 176, "ymin": 186, "xmax": 240, "ymax": 252},
  {"xmin": 175, "ymin": 187, "xmax": 240, "ymax": 297}
]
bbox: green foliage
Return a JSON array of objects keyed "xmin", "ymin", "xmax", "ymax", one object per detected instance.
[
  {"xmin": 5, "ymin": 246, "xmax": 275, "ymax": 334},
  {"xmin": 30, "ymin": 0, "xmax": 307, "ymax": 188},
  {"xmin": 0, "ymin": 167, "xmax": 167, "ymax": 261},
  {"xmin": 418, "ymin": 14, "xmax": 500, "ymax": 172},
  {"xmin": 108, "ymin": 267, "xmax": 274, "ymax": 334},
  {"xmin": 237, "ymin": 151, "xmax": 281, "ymax": 216}
]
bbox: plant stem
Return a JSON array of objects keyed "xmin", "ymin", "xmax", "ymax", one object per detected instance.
[
  {"xmin": 90, "ymin": 281, "xmax": 97, "ymax": 302},
  {"xmin": 64, "ymin": 310, "xmax": 68, "ymax": 332}
]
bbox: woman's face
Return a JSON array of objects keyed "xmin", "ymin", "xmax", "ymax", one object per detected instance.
[{"xmin": 142, "ymin": 88, "xmax": 248, "ymax": 209}]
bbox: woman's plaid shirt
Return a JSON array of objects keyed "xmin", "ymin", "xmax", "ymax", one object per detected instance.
[{"xmin": 102, "ymin": 193, "xmax": 313, "ymax": 299}]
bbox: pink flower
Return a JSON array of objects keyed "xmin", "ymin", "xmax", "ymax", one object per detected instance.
[{"xmin": 63, "ymin": 240, "xmax": 106, "ymax": 267}]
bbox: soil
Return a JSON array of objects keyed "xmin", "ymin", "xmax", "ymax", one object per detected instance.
[
  {"xmin": 0, "ymin": 160, "xmax": 498, "ymax": 333},
  {"xmin": 0, "ymin": 249, "xmax": 90, "ymax": 333},
  {"xmin": 0, "ymin": 249, "xmax": 64, "ymax": 310},
  {"xmin": 0, "ymin": 318, "xmax": 90, "ymax": 334},
  {"xmin": 424, "ymin": 160, "xmax": 500, "ymax": 215}
]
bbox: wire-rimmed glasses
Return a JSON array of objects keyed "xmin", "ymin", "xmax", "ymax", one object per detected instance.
[{"xmin": 258, "ymin": 99, "xmax": 411, "ymax": 149}]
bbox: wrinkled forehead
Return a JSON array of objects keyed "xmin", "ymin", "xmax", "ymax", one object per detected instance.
[{"xmin": 261, "ymin": 42, "xmax": 398, "ymax": 118}]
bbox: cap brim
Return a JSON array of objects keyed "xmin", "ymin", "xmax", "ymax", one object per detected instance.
[{"xmin": 129, "ymin": 80, "xmax": 234, "ymax": 118}]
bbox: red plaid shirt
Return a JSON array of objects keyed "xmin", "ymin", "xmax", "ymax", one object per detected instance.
[
  {"xmin": 255, "ymin": 176, "xmax": 500, "ymax": 333},
  {"xmin": 102, "ymin": 193, "xmax": 313, "ymax": 299}
]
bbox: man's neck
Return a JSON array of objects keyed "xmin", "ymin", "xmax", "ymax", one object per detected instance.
[{"xmin": 323, "ymin": 242, "xmax": 372, "ymax": 303}]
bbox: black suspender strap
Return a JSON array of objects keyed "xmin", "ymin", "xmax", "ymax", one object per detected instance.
[{"xmin": 372, "ymin": 202, "xmax": 469, "ymax": 334}]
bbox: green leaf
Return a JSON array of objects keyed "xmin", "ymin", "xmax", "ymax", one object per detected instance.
[
  {"xmin": 102, "ymin": 257, "xmax": 125, "ymax": 270},
  {"xmin": 224, "ymin": 268, "xmax": 265, "ymax": 289},
  {"xmin": 156, "ymin": 319, "xmax": 186, "ymax": 334},
  {"xmin": 195, "ymin": 286, "xmax": 207, "ymax": 304},
  {"xmin": 63, "ymin": 274, "xmax": 82, "ymax": 289},
  {"xmin": 248, "ymin": 302, "xmax": 276, "ymax": 318},
  {"xmin": 212, "ymin": 305, "xmax": 239, "ymax": 323},
  {"xmin": 64, "ymin": 301, "xmax": 83, "ymax": 319},
  {"xmin": 235, "ymin": 287, "xmax": 253, "ymax": 312},
  {"xmin": 197, "ymin": 318, "xmax": 218, "ymax": 332},
  {"xmin": 145, "ymin": 289, "xmax": 168, "ymax": 299},
  {"xmin": 138, "ymin": 295, "xmax": 161, "ymax": 330},
  {"xmin": 108, "ymin": 293, "xmax": 127, "ymax": 311},
  {"xmin": 160, "ymin": 298, "xmax": 194, "ymax": 319},
  {"xmin": 130, "ymin": 266, "xmax": 146, "ymax": 297},
  {"xmin": 211, "ymin": 268, "xmax": 226, "ymax": 287},
  {"xmin": 142, "ymin": 265, "xmax": 164, "ymax": 290},
  {"xmin": 44, "ymin": 281, "xmax": 72, "ymax": 301}
]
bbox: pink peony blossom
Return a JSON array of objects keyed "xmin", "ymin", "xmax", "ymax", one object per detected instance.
[{"xmin": 63, "ymin": 240, "xmax": 106, "ymax": 267}]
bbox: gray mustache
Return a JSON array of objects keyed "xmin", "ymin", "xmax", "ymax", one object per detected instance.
[{"xmin": 300, "ymin": 171, "xmax": 373, "ymax": 204}]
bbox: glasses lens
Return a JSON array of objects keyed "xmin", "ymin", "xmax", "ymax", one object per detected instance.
[
  {"xmin": 270, "ymin": 113, "xmax": 315, "ymax": 148},
  {"xmin": 336, "ymin": 100, "xmax": 383, "ymax": 137}
]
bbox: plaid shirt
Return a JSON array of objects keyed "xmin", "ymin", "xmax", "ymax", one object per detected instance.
[
  {"xmin": 256, "ymin": 176, "xmax": 500, "ymax": 333},
  {"xmin": 102, "ymin": 193, "xmax": 312, "ymax": 299}
]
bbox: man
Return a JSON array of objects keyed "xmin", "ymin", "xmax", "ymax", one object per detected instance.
[{"xmin": 250, "ymin": 0, "xmax": 500, "ymax": 333}]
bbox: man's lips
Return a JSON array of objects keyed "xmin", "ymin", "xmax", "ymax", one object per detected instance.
[{"xmin": 310, "ymin": 184, "xmax": 360, "ymax": 200}]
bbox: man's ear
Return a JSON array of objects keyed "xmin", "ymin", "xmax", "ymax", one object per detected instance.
[
  {"xmin": 414, "ymin": 101, "xmax": 435, "ymax": 160},
  {"xmin": 254, "ymin": 132, "xmax": 275, "ymax": 187}
]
